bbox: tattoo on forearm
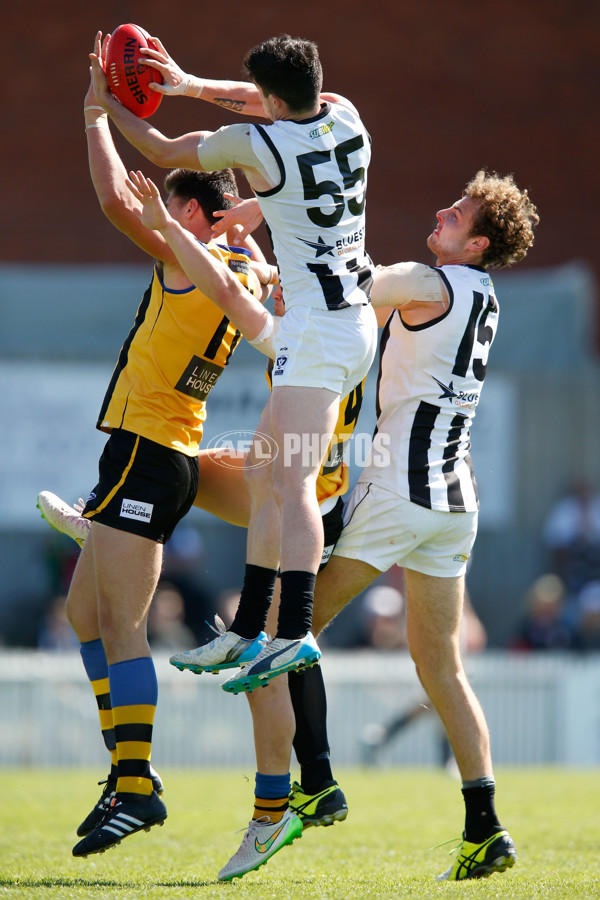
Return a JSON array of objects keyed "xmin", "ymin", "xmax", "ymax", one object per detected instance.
[{"xmin": 214, "ymin": 98, "xmax": 246, "ymax": 112}]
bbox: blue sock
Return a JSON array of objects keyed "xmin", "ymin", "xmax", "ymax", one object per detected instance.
[
  {"xmin": 80, "ymin": 640, "xmax": 117, "ymax": 764},
  {"xmin": 108, "ymin": 657, "xmax": 158, "ymax": 798},
  {"xmin": 253, "ymin": 772, "xmax": 291, "ymax": 822},
  {"xmin": 255, "ymin": 771, "xmax": 291, "ymax": 799},
  {"xmin": 80, "ymin": 638, "xmax": 108, "ymax": 681}
]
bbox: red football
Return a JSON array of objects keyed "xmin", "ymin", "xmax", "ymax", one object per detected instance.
[{"xmin": 105, "ymin": 24, "xmax": 164, "ymax": 118}]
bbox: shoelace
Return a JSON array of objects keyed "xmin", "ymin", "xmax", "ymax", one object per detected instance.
[
  {"xmin": 250, "ymin": 637, "xmax": 291, "ymax": 663},
  {"xmin": 429, "ymin": 836, "xmax": 463, "ymax": 855},
  {"xmin": 97, "ymin": 778, "xmax": 116, "ymax": 801},
  {"xmin": 207, "ymin": 614, "xmax": 227, "ymax": 638},
  {"xmin": 233, "ymin": 816, "xmax": 271, "ymax": 848}
]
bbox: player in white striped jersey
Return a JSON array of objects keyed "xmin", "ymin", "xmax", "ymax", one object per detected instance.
[
  {"xmin": 364, "ymin": 261, "xmax": 497, "ymax": 515},
  {"xmin": 90, "ymin": 33, "xmax": 378, "ymax": 707},
  {"xmin": 245, "ymin": 170, "xmax": 539, "ymax": 881}
]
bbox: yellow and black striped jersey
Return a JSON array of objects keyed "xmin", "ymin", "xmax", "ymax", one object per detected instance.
[
  {"xmin": 97, "ymin": 243, "xmax": 259, "ymax": 456},
  {"xmin": 316, "ymin": 380, "xmax": 365, "ymax": 503}
]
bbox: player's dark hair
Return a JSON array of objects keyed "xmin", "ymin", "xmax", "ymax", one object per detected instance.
[
  {"xmin": 465, "ymin": 169, "xmax": 539, "ymax": 269},
  {"xmin": 164, "ymin": 169, "xmax": 238, "ymax": 223},
  {"xmin": 243, "ymin": 35, "xmax": 322, "ymax": 113}
]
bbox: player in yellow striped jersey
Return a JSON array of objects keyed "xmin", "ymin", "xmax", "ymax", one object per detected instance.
[
  {"xmin": 64, "ymin": 81, "xmax": 269, "ymax": 860},
  {"xmin": 40, "ymin": 284, "xmax": 363, "ymax": 840},
  {"xmin": 41, "ymin": 160, "xmax": 372, "ymax": 865}
]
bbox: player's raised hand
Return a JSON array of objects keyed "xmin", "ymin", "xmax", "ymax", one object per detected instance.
[
  {"xmin": 139, "ymin": 37, "xmax": 198, "ymax": 96},
  {"xmin": 126, "ymin": 171, "xmax": 171, "ymax": 232},
  {"xmin": 212, "ymin": 194, "xmax": 264, "ymax": 241},
  {"xmin": 89, "ymin": 31, "xmax": 112, "ymax": 106}
]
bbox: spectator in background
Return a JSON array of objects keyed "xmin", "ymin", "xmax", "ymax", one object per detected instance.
[
  {"xmin": 37, "ymin": 595, "xmax": 80, "ymax": 651},
  {"xmin": 160, "ymin": 524, "xmax": 218, "ymax": 645},
  {"xmin": 360, "ymin": 584, "xmax": 406, "ymax": 649},
  {"xmin": 542, "ymin": 481, "xmax": 600, "ymax": 597},
  {"xmin": 510, "ymin": 574, "xmax": 575, "ymax": 651},
  {"xmin": 147, "ymin": 582, "xmax": 197, "ymax": 651},
  {"xmin": 573, "ymin": 582, "xmax": 600, "ymax": 651}
]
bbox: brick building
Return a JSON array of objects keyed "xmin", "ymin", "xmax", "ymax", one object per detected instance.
[{"xmin": 3, "ymin": 0, "xmax": 598, "ymax": 331}]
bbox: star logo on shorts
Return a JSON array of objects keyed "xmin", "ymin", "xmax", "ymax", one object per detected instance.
[
  {"xmin": 299, "ymin": 235, "xmax": 335, "ymax": 258},
  {"xmin": 432, "ymin": 376, "xmax": 458, "ymax": 401}
]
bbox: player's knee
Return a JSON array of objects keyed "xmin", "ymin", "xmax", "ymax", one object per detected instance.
[
  {"xmin": 243, "ymin": 458, "xmax": 272, "ymax": 499},
  {"xmin": 271, "ymin": 463, "xmax": 315, "ymax": 508},
  {"xmin": 410, "ymin": 640, "xmax": 461, "ymax": 686}
]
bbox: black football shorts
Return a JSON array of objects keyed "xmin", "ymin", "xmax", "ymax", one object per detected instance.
[
  {"xmin": 320, "ymin": 496, "xmax": 345, "ymax": 571},
  {"xmin": 83, "ymin": 429, "xmax": 199, "ymax": 544}
]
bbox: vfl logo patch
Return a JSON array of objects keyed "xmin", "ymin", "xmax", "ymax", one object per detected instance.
[
  {"xmin": 120, "ymin": 499, "xmax": 153, "ymax": 522},
  {"xmin": 273, "ymin": 355, "xmax": 288, "ymax": 376}
]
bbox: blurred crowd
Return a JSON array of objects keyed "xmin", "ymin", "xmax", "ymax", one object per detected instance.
[
  {"xmin": 510, "ymin": 480, "xmax": 600, "ymax": 652},
  {"xmin": 5, "ymin": 478, "xmax": 600, "ymax": 657},
  {"xmin": 19, "ymin": 478, "xmax": 600, "ymax": 773}
]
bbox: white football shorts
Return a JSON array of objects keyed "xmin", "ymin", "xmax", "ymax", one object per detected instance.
[
  {"xmin": 267, "ymin": 303, "xmax": 377, "ymax": 397},
  {"xmin": 333, "ymin": 481, "xmax": 478, "ymax": 578}
]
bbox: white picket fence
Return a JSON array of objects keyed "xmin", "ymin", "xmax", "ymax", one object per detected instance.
[{"xmin": 1, "ymin": 649, "xmax": 599, "ymax": 767}]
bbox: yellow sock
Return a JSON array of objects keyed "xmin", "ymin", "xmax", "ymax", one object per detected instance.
[
  {"xmin": 253, "ymin": 796, "xmax": 288, "ymax": 823},
  {"xmin": 112, "ymin": 703, "xmax": 155, "ymax": 797},
  {"xmin": 91, "ymin": 675, "xmax": 118, "ymax": 769}
]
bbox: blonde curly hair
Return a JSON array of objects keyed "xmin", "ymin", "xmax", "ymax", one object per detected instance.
[{"xmin": 465, "ymin": 170, "xmax": 539, "ymax": 269}]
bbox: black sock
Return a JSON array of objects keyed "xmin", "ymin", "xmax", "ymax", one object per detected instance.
[
  {"xmin": 277, "ymin": 570, "xmax": 316, "ymax": 639},
  {"xmin": 289, "ymin": 666, "xmax": 333, "ymax": 794},
  {"xmin": 462, "ymin": 778, "xmax": 503, "ymax": 843},
  {"xmin": 229, "ymin": 564, "xmax": 277, "ymax": 639}
]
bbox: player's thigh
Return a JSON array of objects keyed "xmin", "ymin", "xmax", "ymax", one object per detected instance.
[
  {"xmin": 91, "ymin": 523, "xmax": 163, "ymax": 633},
  {"xmin": 196, "ymin": 448, "xmax": 250, "ymax": 527},
  {"xmin": 313, "ymin": 553, "xmax": 380, "ymax": 637},
  {"xmin": 270, "ymin": 384, "xmax": 340, "ymax": 486},
  {"xmin": 64, "ymin": 537, "xmax": 100, "ymax": 639}
]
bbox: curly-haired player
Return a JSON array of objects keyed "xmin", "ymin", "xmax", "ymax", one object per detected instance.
[{"xmin": 216, "ymin": 168, "xmax": 539, "ymax": 881}]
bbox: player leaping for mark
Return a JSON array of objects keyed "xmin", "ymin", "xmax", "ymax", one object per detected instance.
[{"xmin": 88, "ymin": 31, "xmax": 379, "ymax": 698}]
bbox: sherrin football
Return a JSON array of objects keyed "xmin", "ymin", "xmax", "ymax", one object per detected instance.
[{"xmin": 105, "ymin": 24, "xmax": 164, "ymax": 118}]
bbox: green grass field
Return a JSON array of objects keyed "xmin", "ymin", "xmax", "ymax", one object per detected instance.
[{"xmin": 1, "ymin": 768, "xmax": 599, "ymax": 899}]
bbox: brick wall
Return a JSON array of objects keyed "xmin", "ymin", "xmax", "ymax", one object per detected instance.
[{"xmin": 4, "ymin": 1, "xmax": 598, "ymax": 336}]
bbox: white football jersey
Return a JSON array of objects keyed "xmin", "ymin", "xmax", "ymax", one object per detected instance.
[
  {"xmin": 362, "ymin": 265, "xmax": 499, "ymax": 512},
  {"xmin": 251, "ymin": 102, "xmax": 373, "ymax": 311}
]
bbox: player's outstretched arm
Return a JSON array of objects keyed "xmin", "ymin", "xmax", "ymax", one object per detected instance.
[
  {"xmin": 89, "ymin": 31, "xmax": 208, "ymax": 170},
  {"xmin": 139, "ymin": 37, "xmax": 268, "ymax": 118},
  {"xmin": 84, "ymin": 81, "xmax": 181, "ymax": 262},
  {"xmin": 127, "ymin": 170, "xmax": 271, "ymax": 341}
]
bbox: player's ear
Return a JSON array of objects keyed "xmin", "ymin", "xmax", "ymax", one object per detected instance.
[{"xmin": 469, "ymin": 234, "xmax": 490, "ymax": 253}]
